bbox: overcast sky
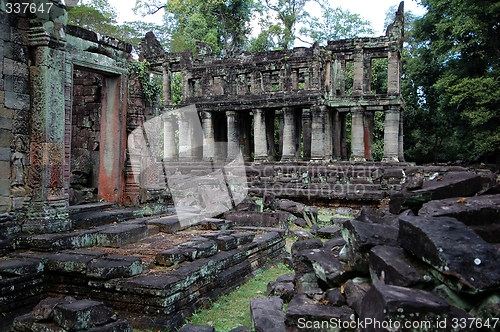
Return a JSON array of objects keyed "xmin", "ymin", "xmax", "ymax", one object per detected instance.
[{"xmin": 108, "ymin": 0, "xmax": 426, "ymax": 37}]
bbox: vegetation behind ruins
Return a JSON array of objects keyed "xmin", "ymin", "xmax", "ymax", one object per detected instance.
[{"xmin": 68, "ymin": 0, "xmax": 500, "ymax": 169}]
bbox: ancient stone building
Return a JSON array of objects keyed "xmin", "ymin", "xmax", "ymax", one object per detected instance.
[
  {"xmin": 142, "ymin": 3, "xmax": 405, "ymax": 166},
  {"xmin": 0, "ymin": 0, "xmax": 404, "ymax": 230}
]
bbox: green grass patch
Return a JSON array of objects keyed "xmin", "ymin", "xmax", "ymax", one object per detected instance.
[{"xmin": 184, "ymin": 263, "xmax": 293, "ymax": 332}]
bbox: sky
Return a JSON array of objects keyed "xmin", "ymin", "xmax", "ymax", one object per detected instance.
[{"xmin": 107, "ymin": 0, "xmax": 427, "ymax": 37}]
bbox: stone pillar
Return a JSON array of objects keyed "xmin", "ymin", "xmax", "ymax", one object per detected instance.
[
  {"xmin": 281, "ymin": 107, "xmax": 296, "ymax": 161},
  {"xmin": 302, "ymin": 109, "xmax": 312, "ymax": 161},
  {"xmin": 26, "ymin": 33, "xmax": 70, "ymax": 233},
  {"xmin": 163, "ymin": 63, "xmax": 172, "ymax": 105},
  {"xmin": 350, "ymin": 107, "xmax": 365, "ymax": 161},
  {"xmin": 226, "ymin": 111, "xmax": 240, "ymax": 161},
  {"xmin": 253, "ymin": 109, "xmax": 267, "ymax": 161},
  {"xmin": 163, "ymin": 113, "xmax": 177, "ymax": 161},
  {"xmin": 333, "ymin": 109, "xmax": 342, "ymax": 160},
  {"xmin": 178, "ymin": 112, "xmax": 193, "ymax": 162},
  {"xmin": 341, "ymin": 113, "xmax": 348, "ymax": 160},
  {"xmin": 398, "ymin": 110, "xmax": 405, "ymax": 162},
  {"xmin": 324, "ymin": 107, "xmax": 332, "ymax": 161},
  {"xmin": 200, "ymin": 111, "xmax": 215, "ymax": 161},
  {"xmin": 363, "ymin": 111, "xmax": 374, "ymax": 161},
  {"xmin": 382, "ymin": 107, "xmax": 400, "ymax": 162},
  {"xmin": 265, "ymin": 110, "xmax": 276, "ymax": 160},
  {"xmin": 310, "ymin": 105, "xmax": 326, "ymax": 161},
  {"xmin": 352, "ymin": 49, "xmax": 364, "ymax": 96},
  {"xmin": 387, "ymin": 50, "xmax": 400, "ymax": 94}
]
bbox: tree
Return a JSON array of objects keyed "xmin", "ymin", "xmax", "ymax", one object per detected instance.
[
  {"xmin": 67, "ymin": 0, "xmax": 119, "ymax": 37},
  {"xmin": 135, "ymin": 0, "xmax": 255, "ymax": 54},
  {"xmin": 403, "ymin": 0, "xmax": 500, "ymax": 167},
  {"xmin": 299, "ymin": 1, "xmax": 374, "ymax": 45}
]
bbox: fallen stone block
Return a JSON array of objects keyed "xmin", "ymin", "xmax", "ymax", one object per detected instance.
[
  {"xmin": 266, "ymin": 276, "xmax": 295, "ymax": 303},
  {"xmin": 398, "ymin": 215, "xmax": 500, "ymax": 294},
  {"xmin": 86, "ymin": 255, "xmax": 143, "ymax": 279},
  {"xmin": 323, "ymin": 237, "xmax": 346, "ymax": 258},
  {"xmin": 418, "ymin": 194, "xmax": 500, "ymax": 243},
  {"xmin": 389, "ymin": 172, "xmax": 483, "ymax": 213},
  {"xmin": 199, "ymin": 218, "xmax": 232, "ymax": 230},
  {"xmin": 32, "ymin": 296, "xmax": 76, "ymax": 320},
  {"xmin": 316, "ymin": 226, "xmax": 341, "ymax": 239},
  {"xmin": 177, "ymin": 239, "xmax": 218, "ymax": 260},
  {"xmin": 178, "ymin": 323, "xmax": 215, "ymax": 332},
  {"xmin": 340, "ymin": 219, "xmax": 399, "ymax": 273},
  {"xmin": 325, "ymin": 288, "xmax": 347, "ymax": 306},
  {"xmin": 291, "ymin": 230, "xmax": 315, "ymax": 240},
  {"xmin": 360, "ymin": 284, "xmax": 475, "ymax": 332},
  {"xmin": 250, "ymin": 297, "xmax": 286, "ymax": 332},
  {"xmin": 369, "ymin": 245, "xmax": 423, "ymax": 287},
  {"xmin": 298, "ymin": 248, "xmax": 353, "ymax": 287},
  {"xmin": 343, "ymin": 277, "xmax": 372, "ymax": 316},
  {"xmin": 291, "ymin": 239, "xmax": 323, "ymax": 257},
  {"xmin": 53, "ymin": 299, "xmax": 114, "ymax": 331},
  {"xmin": 285, "ymin": 293, "xmax": 355, "ymax": 331}
]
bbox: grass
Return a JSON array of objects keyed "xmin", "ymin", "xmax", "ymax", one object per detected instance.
[{"xmin": 184, "ymin": 263, "xmax": 293, "ymax": 331}]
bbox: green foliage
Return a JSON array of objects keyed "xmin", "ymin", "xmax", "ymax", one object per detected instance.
[
  {"xmin": 67, "ymin": 0, "xmax": 118, "ymax": 36},
  {"xmin": 129, "ymin": 60, "xmax": 162, "ymax": 104},
  {"xmin": 170, "ymin": 72, "xmax": 183, "ymax": 106},
  {"xmin": 300, "ymin": 1, "xmax": 375, "ymax": 45},
  {"xmin": 403, "ymin": 0, "xmax": 500, "ymax": 165}
]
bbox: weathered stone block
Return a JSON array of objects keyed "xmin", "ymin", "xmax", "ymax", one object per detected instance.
[
  {"xmin": 86, "ymin": 255, "xmax": 142, "ymax": 279},
  {"xmin": 398, "ymin": 215, "xmax": 500, "ymax": 294},
  {"xmin": 369, "ymin": 245, "xmax": 423, "ymax": 287},
  {"xmin": 0, "ymin": 258, "xmax": 43, "ymax": 277},
  {"xmin": 146, "ymin": 215, "xmax": 181, "ymax": 233},
  {"xmin": 178, "ymin": 324, "xmax": 215, "ymax": 332},
  {"xmin": 360, "ymin": 284, "xmax": 458, "ymax": 332},
  {"xmin": 250, "ymin": 297, "xmax": 286, "ymax": 332},
  {"xmin": 298, "ymin": 248, "xmax": 353, "ymax": 287},
  {"xmin": 285, "ymin": 293, "xmax": 355, "ymax": 331},
  {"xmin": 53, "ymin": 300, "xmax": 114, "ymax": 331},
  {"xmin": 340, "ymin": 219, "xmax": 399, "ymax": 272},
  {"xmin": 343, "ymin": 277, "xmax": 372, "ymax": 316},
  {"xmin": 45, "ymin": 250, "xmax": 105, "ymax": 275},
  {"xmin": 389, "ymin": 172, "xmax": 483, "ymax": 213},
  {"xmin": 32, "ymin": 296, "xmax": 76, "ymax": 321},
  {"xmin": 316, "ymin": 226, "xmax": 341, "ymax": 239},
  {"xmin": 96, "ymin": 224, "xmax": 148, "ymax": 248},
  {"xmin": 213, "ymin": 235, "xmax": 238, "ymax": 251},
  {"xmin": 418, "ymin": 194, "xmax": 500, "ymax": 243},
  {"xmin": 232, "ymin": 232, "xmax": 255, "ymax": 246},
  {"xmin": 155, "ymin": 247, "xmax": 186, "ymax": 267}
]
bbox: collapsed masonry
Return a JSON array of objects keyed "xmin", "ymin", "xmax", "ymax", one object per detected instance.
[{"xmin": 142, "ymin": 3, "xmax": 405, "ymax": 164}]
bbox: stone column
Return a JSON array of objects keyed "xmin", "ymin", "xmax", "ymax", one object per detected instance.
[
  {"xmin": 310, "ymin": 105, "xmax": 326, "ymax": 161},
  {"xmin": 302, "ymin": 109, "xmax": 312, "ymax": 161},
  {"xmin": 363, "ymin": 110, "xmax": 374, "ymax": 161},
  {"xmin": 265, "ymin": 110, "xmax": 276, "ymax": 160},
  {"xmin": 281, "ymin": 107, "xmax": 296, "ymax": 161},
  {"xmin": 387, "ymin": 50, "xmax": 400, "ymax": 94},
  {"xmin": 200, "ymin": 111, "xmax": 215, "ymax": 161},
  {"xmin": 341, "ymin": 113, "xmax": 348, "ymax": 160},
  {"xmin": 398, "ymin": 110, "xmax": 405, "ymax": 162},
  {"xmin": 324, "ymin": 107, "xmax": 332, "ymax": 161},
  {"xmin": 352, "ymin": 49, "xmax": 364, "ymax": 96},
  {"xmin": 26, "ymin": 32, "xmax": 70, "ymax": 233},
  {"xmin": 350, "ymin": 107, "xmax": 365, "ymax": 161},
  {"xmin": 253, "ymin": 109, "xmax": 267, "ymax": 161},
  {"xmin": 178, "ymin": 112, "xmax": 193, "ymax": 162},
  {"xmin": 382, "ymin": 107, "xmax": 400, "ymax": 162},
  {"xmin": 226, "ymin": 111, "xmax": 240, "ymax": 161},
  {"xmin": 333, "ymin": 109, "xmax": 342, "ymax": 160},
  {"xmin": 163, "ymin": 113, "xmax": 177, "ymax": 161}
]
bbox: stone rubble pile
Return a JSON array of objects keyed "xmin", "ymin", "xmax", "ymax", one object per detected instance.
[{"xmin": 251, "ymin": 173, "xmax": 500, "ymax": 331}]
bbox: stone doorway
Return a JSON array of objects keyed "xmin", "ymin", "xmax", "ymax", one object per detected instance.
[{"xmin": 69, "ymin": 68, "xmax": 103, "ymax": 205}]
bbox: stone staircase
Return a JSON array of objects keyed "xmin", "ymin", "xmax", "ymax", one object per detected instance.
[{"xmin": 0, "ymin": 204, "xmax": 286, "ymax": 331}]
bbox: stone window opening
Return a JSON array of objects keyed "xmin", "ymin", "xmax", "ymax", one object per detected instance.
[{"xmin": 370, "ymin": 57, "xmax": 389, "ymax": 95}]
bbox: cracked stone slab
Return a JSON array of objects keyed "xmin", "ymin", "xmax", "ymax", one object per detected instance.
[
  {"xmin": 52, "ymin": 299, "xmax": 114, "ymax": 331},
  {"xmin": 398, "ymin": 215, "xmax": 500, "ymax": 294},
  {"xmin": 250, "ymin": 297, "xmax": 285, "ymax": 332},
  {"xmin": 45, "ymin": 250, "xmax": 106, "ymax": 275},
  {"xmin": 86, "ymin": 255, "xmax": 143, "ymax": 279},
  {"xmin": 418, "ymin": 194, "xmax": 500, "ymax": 243},
  {"xmin": 369, "ymin": 245, "xmax": 423, "ymax": 287}
]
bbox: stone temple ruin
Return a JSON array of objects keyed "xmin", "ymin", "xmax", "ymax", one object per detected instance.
[{"xmin": 1, "ymin": 1, "xmax": 500, "ymax": 332}]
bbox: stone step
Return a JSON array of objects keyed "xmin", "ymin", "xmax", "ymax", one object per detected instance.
[
  {"xmin": 70, "ymin": 208, "xmax": 137, "ymax": 229},
  {"xmin": 68, "ymin": 202, "xmax": 115, "ymax": 215}
]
